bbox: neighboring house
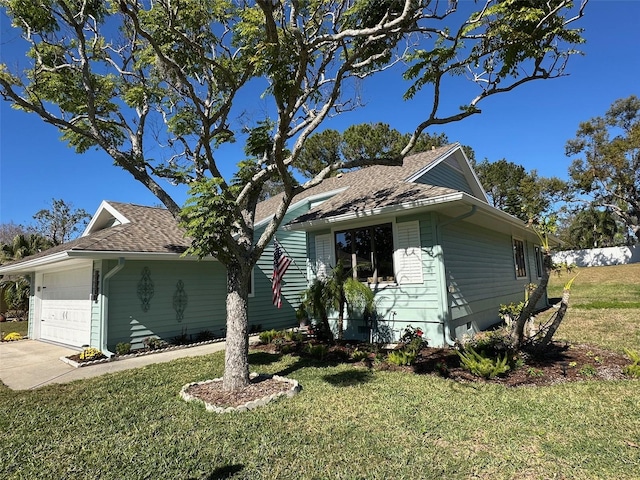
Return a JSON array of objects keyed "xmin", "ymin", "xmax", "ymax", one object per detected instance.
[{"xmin": 0, "ymin": 143, "xmax": 550, "ymax": 352}]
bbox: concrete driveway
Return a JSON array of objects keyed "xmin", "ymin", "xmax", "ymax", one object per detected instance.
[{"xmin": 0, "ymin": 339, "xmax": 232, "ymax": 391}]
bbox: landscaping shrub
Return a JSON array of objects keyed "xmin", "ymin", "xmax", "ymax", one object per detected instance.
[
  {"xmin": 143, "ymin": 336, "xmax": 168, "ymax": 350},
  {"xmin": 305, "ymin": 343, "xmax": 328, "ymax": 360},
  {"xmin": 196, "ymin": 330, "xmax": 216, "ymax": 342},
  {"xmin": 79, "ymin": 347, "xmax": 105, "ymax": 361},
  {"xmin": 386, "ymin": 349, "xmax": 417, "ymax": 366},
  {"xmin": 399, "ymin": 325, "xmax": 428, "ymax": 353},
  {"xmin": 351, "ymin": 349, "xmax": 370, "ymax": 362},
  {"xmin": 622, "ymin": 348, "xmax": 640, "ymax": 378},
  {"xmin": 458, "ymin": 327, "xmax": 518, "ymax": 361},
  {"xmin": 172, "ymin": 330, "xmax": 190, "ymax": 345},
  {"xmin": 456, "ymin": 346, "xmax": 510, "ymax": 379},
  {"xmin": 115, "ymin": 342, "xmax": 131, "ymax": 355},
  {"xmin": 258, "ymin": 329, "xmax": 282, "ymax": 344},
  {"xmin": 284, "ymin": 330, "xmax": 304, "ymax": 342}
]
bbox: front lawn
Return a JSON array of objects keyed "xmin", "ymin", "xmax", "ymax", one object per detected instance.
[
  {"xmin": 0, "ymin": 264, "xmax": 639, "ymax": 479},
  {"xmin": 0, "ymin": 320, "xmax": 28, "ymax": 340}
]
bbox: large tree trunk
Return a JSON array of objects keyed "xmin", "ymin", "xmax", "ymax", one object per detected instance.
[
  {"xmin": 222, "ymin": 260, "xmax": 252, "ymax": 391},
  {"xmin": 536, "ymin": 287, "xmax": 571, "ymax": 351},
  {"xmin": 512, "ymin": 251, "xmax": 553, "ymax": 349}
]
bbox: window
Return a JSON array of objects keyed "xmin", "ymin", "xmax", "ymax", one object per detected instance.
[
  {"xmin": 534, "ymin": 246, "xmax": 544, "ymax": 279},
  {"xmin": 513, "ymin": 238, "xmax": 527, "ymax": 278},
  {"xmin": 335, "ymin": 223, "xmax": 394, "ymax": 283}
]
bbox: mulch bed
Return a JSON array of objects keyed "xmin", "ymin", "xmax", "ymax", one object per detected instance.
[
  {"xmin": 184, "ymin": 376, "xmax": 292, "ymax": 408},
  {"xmin": 412, "ymin": 343, "xmax": 630, "ymax": 387},
  {"xmin": 251, "ymin": 340, "xmax": 633, "ymax": 388}
]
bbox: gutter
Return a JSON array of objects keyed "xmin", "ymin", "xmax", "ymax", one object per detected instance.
[
  {"xmin": 435, "ymin": 206, "xmax": 477, "ymax": 347},
  {"xmin": 100, "ymin": 257, "xmax": 125, "ymax": 357}
]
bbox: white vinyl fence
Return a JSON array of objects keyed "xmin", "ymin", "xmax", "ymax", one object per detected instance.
[{"xmin": 553, "ymin": 245, "xmax": 640, "ymax": 267}]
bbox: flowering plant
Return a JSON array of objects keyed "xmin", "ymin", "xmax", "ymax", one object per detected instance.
[
  {"xmin": 79, "ymin": 347, "xmax": 104, "ymax": 361},
  {"xmin": 399, "ymin": 325, "xmax": 428, "ymax": 352},
  {"xmin": 2, "ymin": 332, "xmax": 22, "ymax": 341}
]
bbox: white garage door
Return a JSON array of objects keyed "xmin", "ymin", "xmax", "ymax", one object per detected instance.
[{"xmin": 41, "ymin": 266, "xmax": 92, "ymax": 347}]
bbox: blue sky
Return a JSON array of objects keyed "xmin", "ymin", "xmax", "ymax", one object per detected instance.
[{"xmin": 1, "ymin": 0, "xmax": 638, "ymax": 226}]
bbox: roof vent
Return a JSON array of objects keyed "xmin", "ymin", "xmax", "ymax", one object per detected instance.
[
  {"xmin": 336, "ymin": 172, "xmax": 343, "ymax": 178},
  {"xmin": 431, "ymin": 145, "xmax": 436, "ymax": 150}
]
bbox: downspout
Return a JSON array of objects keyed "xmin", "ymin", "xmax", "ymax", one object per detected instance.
[
  {"xmin": 435, "ymin": 206, "xmax": 477, "ymax": 346},
  {"xmin": 100, "ymin": 257, "xmax": 125, "ymax": 357}
]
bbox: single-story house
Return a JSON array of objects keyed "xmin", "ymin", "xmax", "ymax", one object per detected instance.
[{"xmin": 0, "ymin": 143, "xmax": 549, "ymax": 352}]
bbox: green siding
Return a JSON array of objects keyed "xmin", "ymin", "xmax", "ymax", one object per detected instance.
[
  {"xmin": 439, "ymin": 218, "xmax": 540, "ymax": 337},
  {"xmin": 416, "ymin": 162, "xmax": 474, "ymax": 195},
  {"xmin": 250, "ymin": 205, "xmax": 310, "ymax": 331},
  {"xmin": 307, "ymin": 213, "xmax": 445, "ymax": 345},
  {"xmin": 107, "ymin": 260, "xmax": 227, "ymax": 350},
  {"xmin": 369, "ymin": 214, "xmax": 443, "ymax": 344}
]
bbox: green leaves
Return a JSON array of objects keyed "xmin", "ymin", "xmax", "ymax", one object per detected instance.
[
  {"xmin": 180, "ymin": 177, "xmax": 237, "ymax": 259},
  {"xmin": 405, "ymin": 0, "xmax": 585, "ymax": 100},
  {"xmin": 566, "ymin": 95, "xmax": 640, "ymax": 241}
]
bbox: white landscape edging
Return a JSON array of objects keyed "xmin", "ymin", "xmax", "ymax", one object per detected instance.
[{"xmin": 180, "ymin": 372, "xmax": 302, "ymax": 413}]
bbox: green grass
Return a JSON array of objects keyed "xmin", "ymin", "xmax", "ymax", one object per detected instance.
[
  {"xmin": 0, "ymin": 264, "xmax": 639, "ymax": 479},
  {"xmin": 0, "ymin": 320, "xmax": 28, "ymax": 340},
  {"xmin": 546, "ymin": 263, "xmax": 640, "ymax": 352}
]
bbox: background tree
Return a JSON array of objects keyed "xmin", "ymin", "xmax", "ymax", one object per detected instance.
[
  {"xmin": 558, "ymin": 206, "xmax": 622, "ymax": 249},
  {"xmin": 1, "ymin": 233, "xmax": 53, "ymax": 264},
  {"xmin": 566, "ymin": 95, "xmax": 640, "ymax": 241},
  {"xmin": 296, "ymin": 124, "xmax": 451, "ymax": 178},
  {"xmin": 475, "ymin": 158, "xmax": 567, "ymax": 221},
  {"xmin": 0, "ymin": 222, "xmax": 32, "ymax": 246},
  {"xmin": 33, "ymin": 198, "xmax": 90, "ymax": 245},
  {"xmin": 0, "ymin": 0, "xmax": 587, "ymax": 390},
  {"xmin": 1, "ymin": 232, "xmax": 53, "ymax": 318}
]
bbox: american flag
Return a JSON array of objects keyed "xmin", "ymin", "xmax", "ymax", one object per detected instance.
[{"xmin": 272, "ymin": 240, "xmax": 292, "ymax": 308}]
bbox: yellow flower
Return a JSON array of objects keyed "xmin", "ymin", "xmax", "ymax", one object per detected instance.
[{"xmin": 3, "ymin": 332, "xmax": 22, "ymax": 341}]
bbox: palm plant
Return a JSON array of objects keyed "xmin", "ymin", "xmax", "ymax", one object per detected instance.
[
  {"xmin": 1, "ymin": 276, "xmax": 29, "ymax": 315},
  {"xmin": 566, "ymin": 207, "xmax": 620, "ymax": 249},
  {"xmin": 1, "ymin": 233, "xmax": 52, "ymax": 264},
  {"xmin": 1, "ymin": 233, "xmax": 51, "ymax": 319},
  {"xmin": 302, "ymin": 261, "xmax": 376, "ymax": 341}
]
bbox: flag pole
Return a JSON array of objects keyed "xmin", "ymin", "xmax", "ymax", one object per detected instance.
[{"xmin": 274, "ymin": 236, "xmax": 308, "ymax": 280}]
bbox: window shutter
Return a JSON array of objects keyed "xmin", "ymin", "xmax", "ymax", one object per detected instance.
[
  {"xmin": 394, "ymin": 221, "xmax": 423, "ymax": 284},
  {"xmin": 314, "ymin": 234, "xmax": 334, "ymax": 279}
]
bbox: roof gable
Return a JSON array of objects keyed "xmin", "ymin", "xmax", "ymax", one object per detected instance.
[
  {"xmin": 285, "ymin": 143, "xmax": 489, "ymax": 227},
  {"xmin": 83, "ymin": 200, "xmax": 131, "ymax": 235},
  {"xmin": 405, "ymin": 145, "xmax": 488, "ymax": 201}
]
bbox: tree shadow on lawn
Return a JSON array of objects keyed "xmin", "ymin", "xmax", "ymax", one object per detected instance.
[
  {"xmin": 192, "ymin": 464, "xmax": 244, "ymax": 480},
  {"xmin": 250, "ymin": 346, "xmax": 370, "ymax": 385},
  {"xmin": 322, "ymin": 369, "xmax": 374, "ymax": 387},
  {"xmin": 248, "ymin": 351, "xmax": 284, "ymax": 366}
]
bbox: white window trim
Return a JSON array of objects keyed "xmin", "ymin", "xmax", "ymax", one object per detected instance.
[{"xmin": 313, "ymin": 219, "xmax": 423, "ymax": 286}]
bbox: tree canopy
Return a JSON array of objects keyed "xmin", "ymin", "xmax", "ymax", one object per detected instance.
[
  {"xmin": 557, "ymin": 206, "xmax": 622, "ymax": 250},
  {"xmin": 566, "ymin": 95, "xmax": 640, "ymax": 241},
  {"xmin": 0, "ymin": 0, "xmax": 588, "ymax": 390},
  {"xmin": 474, "ymin": 158, "xmax": 567, "ymax": 221},
  {"xmin": 296, "ymin": 123, "xmax": 451, "ymax": 178},
  {"xmin": 33, "ymin": 198, "xmax": 90, "ymax": 245}
]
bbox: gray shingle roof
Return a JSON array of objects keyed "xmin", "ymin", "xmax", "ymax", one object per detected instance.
[
  {"xmin": 0, "ymin": 203, "xmax": 191, "ymax": 269},
  {"xmin": 0, "ymin": 144, "xmax": 463, "ymax": 270},
  {"xmin": 255, "ymin": 144, "xmax": 457, "ymax": 225}
]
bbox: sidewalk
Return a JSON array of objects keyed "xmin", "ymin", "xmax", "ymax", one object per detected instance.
[{"xmin": 0, "ymin": 339, "xmax": 236, "ymax": 391}]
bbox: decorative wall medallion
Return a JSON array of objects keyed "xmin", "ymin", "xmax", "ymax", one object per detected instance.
[
  {"xmin": 173, "ymin": 280, "xmax": 188, "ymax": 322},
  {"xmin": 137, "ymin": 267, "xmax": 154, "ymax": 312}
]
